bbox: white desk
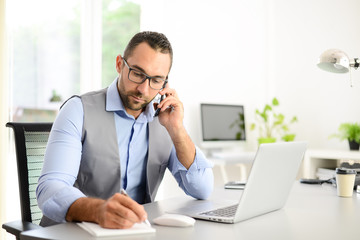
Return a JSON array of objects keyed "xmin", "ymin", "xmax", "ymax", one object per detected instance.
[
  {"xmin": 303, "ymin": 149, "xmax": 360, "ymax": 179},
  {"xmin": 208, "ymin": 151, "xmax": 256, "ymax": 183},
  {"xmin": 20, "ymin": 182, "xmax": 360, "ymax": 240}
]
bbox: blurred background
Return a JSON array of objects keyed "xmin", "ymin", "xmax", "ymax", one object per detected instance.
[{"xmin": 1, "ymin": 0, "xmax": 360, "ymax": 238}]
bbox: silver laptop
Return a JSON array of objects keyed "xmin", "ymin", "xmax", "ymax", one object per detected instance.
[{"xmin": 170, "ymin": 141, "xmax": 307, "ymax": 223}]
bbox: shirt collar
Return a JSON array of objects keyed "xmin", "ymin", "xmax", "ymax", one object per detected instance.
[{"xmin": 106, "ymin": 78, "xmax": 155, "ymax": 122}]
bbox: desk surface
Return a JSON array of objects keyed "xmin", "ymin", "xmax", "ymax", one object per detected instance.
[{"xmin": 21, "ymin": 182, "xmax": 360, "ymax": 240}]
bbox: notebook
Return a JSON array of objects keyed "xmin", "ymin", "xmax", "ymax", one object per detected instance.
[
  {"xmin": 170, "ymin": 141, "xmax": 307, "ymax": 223},
  {"xmin": 77, "ymin": 222, "xmax": 156, "ymax": 237}
]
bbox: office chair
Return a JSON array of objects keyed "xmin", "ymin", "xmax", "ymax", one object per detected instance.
[{"xmin": 2, "ymin": 122, "xmax": 52, "ymax": 240}]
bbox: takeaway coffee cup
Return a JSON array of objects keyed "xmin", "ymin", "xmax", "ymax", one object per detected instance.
[{"xmin": 335, "ymin": 168, "xmax": 357, "ymax": 197}]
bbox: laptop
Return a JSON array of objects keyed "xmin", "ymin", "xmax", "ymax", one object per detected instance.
[{"xmin": 170, "ymin": 141, "xmax": 307, "ymax": 223}]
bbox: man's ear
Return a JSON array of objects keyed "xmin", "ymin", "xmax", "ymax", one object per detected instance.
[{"xmin": 116, "ymin": 55, "xmax": 123, "ymax": 73}]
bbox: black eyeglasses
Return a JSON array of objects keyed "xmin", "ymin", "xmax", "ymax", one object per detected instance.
[{"xmin": 123, "ymin": 58, "xmax": 168, "ymax": 90}]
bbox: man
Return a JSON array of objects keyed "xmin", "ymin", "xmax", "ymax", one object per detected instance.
[{"xmin": 36, "ymin": 31, "xmax": 214, "ymax": 229}]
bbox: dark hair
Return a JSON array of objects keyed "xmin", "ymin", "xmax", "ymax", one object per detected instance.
[{"xmin": 123, "ymin": 31, "xmax": 173, "ymax": 69}]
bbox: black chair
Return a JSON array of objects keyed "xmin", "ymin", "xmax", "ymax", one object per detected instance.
[{"xmin": 2, "ymin": 122, "xmax": 52, "ymax": 240}]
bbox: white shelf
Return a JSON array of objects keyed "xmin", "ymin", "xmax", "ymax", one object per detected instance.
[{"xmin": 303, "ymin": 149, "xmax": 360, "ymax": 179}]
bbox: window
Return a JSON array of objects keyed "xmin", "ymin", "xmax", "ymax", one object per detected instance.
[
  {"xmin": 7, "ymin": 0, "xmax": 140, "ymax": 121},
  {"xmin": 8, "ymin": 0, "xmax": 81, "ymax": 122},
  {"xmin": 102, "ymin": 0, "xmax": 140, "ymax": 87}
]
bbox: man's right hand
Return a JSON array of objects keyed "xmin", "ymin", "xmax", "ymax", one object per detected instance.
[
  {"xmin": 66, "ymin": 193, "xmax": 147, "ymax": 229},
  {"xmin": 97, "ymin": 193, "xmax": 147, "ymax": 229}
]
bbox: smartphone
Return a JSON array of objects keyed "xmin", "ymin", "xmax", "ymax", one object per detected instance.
[
  {"xmin": 224, "ymin": 181, "xmax": 246, "ymax": 189},
  {"xmin": 154, "ymin": 81, "xmax": 168, "ymax": 117},
  {"xmin": 299, "ymin": 178, "xmax": 330, "ymax": 184},
  {"xmin": 154, "ymin": 94, "xmax": 165, "ymax": 117}
]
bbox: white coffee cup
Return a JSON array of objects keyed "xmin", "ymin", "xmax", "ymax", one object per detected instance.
[{"xmin": 335, "ymin": 168, "xmax": 357, "ymax": 197}]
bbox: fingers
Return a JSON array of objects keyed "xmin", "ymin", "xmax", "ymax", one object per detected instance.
[
  {"xmin": 159, "ymin": 85, "xmax": 177, "ymax": 99},
  {"xmin": 98, "ymin": 193, "xmax": 147, "ymax": 229},
  {"xmin": 157, "ymin": 88, "xmax": 180, "ymax": 111},
  {"xmin": 110, "ymin": 193, "xmax": 146, "ymax": 221}
]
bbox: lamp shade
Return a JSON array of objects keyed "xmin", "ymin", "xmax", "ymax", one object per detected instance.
[{"xmin": 317, "ymin": 49, "xmax": 350, "ymax": 73}]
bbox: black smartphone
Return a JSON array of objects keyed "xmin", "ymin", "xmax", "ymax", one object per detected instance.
[
  {"xmin": 154, "ymin": 81, "xmax": 168, "ymax": 117},
  {"xmin": 299, "ymin": 178, "xmax": 333, "ymax": 184}
]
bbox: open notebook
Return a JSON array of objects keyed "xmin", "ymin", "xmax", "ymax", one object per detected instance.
[{"xmin": 77, "ymin": 222, "xmax": 156, "ymax": 237}]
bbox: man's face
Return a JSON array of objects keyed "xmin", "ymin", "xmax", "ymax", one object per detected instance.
[{"xmin": 116, "ymin": 42, "xmax": 171, "ymax": 118}]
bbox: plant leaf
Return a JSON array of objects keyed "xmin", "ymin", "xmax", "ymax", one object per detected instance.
[{"xmin": 272, "ymin": 98, "xmax": 279, "ymax": 106}]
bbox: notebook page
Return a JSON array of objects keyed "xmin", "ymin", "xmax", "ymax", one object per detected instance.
[{"xmin": 77, "ymin": 221, "xmax": 156, "ymax": 237}]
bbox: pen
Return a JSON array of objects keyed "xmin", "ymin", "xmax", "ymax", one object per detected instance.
[{"xmin": 120, "ymin": 189, "xmax": 151, "ymax": 227}]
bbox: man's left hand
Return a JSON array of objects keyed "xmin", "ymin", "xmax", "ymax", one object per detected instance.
[
  {"xmin": 156, "ymin": 85, "xmax": 184, "ymax": 131},
  {"xmin": 155, "ymin": 85, "xmax": 196, "ymax": 169}
]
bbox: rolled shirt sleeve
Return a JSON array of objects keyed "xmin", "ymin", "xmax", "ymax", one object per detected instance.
[
  {"xmin": 36, "ymin": 97, "xmax": 85, "ymax": 222},
  {"xmin": 168, "ymin": 146, "xmax": 214, "ymax": 200}
]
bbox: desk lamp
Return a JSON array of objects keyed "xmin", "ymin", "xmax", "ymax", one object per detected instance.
[{"xmin": 317, "ymin": 49, "xmax": 360, "ymax": 87}]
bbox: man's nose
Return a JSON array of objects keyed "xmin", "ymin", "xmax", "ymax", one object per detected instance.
[{"xmin": 136, "ymin": 78, "xmax": 151, "ymax": 93}]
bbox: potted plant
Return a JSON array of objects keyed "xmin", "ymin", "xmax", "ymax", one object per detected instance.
[
  {"xmin": 229, "ymin": 112, "xmax": 245, "ymax": 140},
  {"xmin": 250, "ymin": 97, "xmax": 298, "ymax": 145},
  {"xmin": 330, "ymin": 123, "xmax": 360, "ymax": 150}
]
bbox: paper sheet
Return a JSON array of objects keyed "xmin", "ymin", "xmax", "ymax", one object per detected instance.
[{"xmin": 77, "ymin": 221, "xmax": 156, "ymax": 237}]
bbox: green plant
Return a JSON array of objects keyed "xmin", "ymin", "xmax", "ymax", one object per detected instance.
[
  {"xmin": 229, "ymin": 112, "xmax": 245, "ymax": 140},
  {"xmin": 49, "ymin": 89, "xmax": 62, "ymax": 102},
  {"xmin": 330, "ymin": 123, "xmax": 360, "ymax": 144},
  {"xmin": 250, "ymin": 97, "xmax": 298, "ymax": 142}
]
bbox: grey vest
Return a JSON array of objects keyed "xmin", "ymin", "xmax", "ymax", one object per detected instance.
[{"xmin": 41, "ymin": 88, "xmax": 172, "ymax": 226}]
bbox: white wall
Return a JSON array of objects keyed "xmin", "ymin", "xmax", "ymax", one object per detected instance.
[
  {"xmin": 141, "ymin": 0, "xmax": 360, "ymax": 151},
  {"xmin": 267, "ymin": 0, "xmax": 360, "ymax": 150}
]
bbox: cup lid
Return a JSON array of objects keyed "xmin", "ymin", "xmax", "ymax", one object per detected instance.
[{"xmin": 336, "ymin": 168, "xmax": 357, "ymax": 175}]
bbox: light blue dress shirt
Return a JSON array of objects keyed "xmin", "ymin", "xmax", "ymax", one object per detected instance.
[{"xmin": 36, "ymin": 79, "xmax": 214, "ymax": 223}]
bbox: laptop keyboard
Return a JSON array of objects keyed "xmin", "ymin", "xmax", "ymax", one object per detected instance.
[{"xmin": 199, "ymin": 204, "xmax": 238, "ymax": 217}]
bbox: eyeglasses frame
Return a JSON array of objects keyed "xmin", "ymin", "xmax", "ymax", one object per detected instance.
[{"xmin": 122, "ymin": 58, "xmax": 168, "ymax": 90}]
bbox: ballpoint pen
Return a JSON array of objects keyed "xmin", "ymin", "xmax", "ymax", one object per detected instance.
[{"xmin": 120, "ymin": 189, "xmax": 151, "ymax": 227}]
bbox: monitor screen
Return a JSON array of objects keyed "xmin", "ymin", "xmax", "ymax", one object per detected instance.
[{"xmin": 201, "ymin": 103, "xmax": 246, "ymax": 141}]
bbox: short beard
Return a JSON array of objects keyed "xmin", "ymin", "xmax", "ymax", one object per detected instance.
[
  {"xmin": 118, "ymin": 79, "xmax": 156, "ymax": 111},
  {"xmin": 122, "ymin": 91, "xmax": 150, "ymax": 111}
]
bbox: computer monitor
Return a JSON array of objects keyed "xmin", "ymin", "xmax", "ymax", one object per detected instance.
[{"xmin": 200, "ymin": 103, "xmax": 246, "ymax": 153}]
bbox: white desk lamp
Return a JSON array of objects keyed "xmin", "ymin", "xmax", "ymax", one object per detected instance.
[{"xmin": 317, "ymin": 48, "xmax": 360, "ymax": 86}]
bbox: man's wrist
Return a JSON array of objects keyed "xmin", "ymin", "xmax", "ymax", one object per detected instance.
[
  {"xmin": 166, "ymin": 124, "xmax": 187, "ymax": 143},
  {"xmin": 66, "ymin": 197, "xmax": 105, "ymax": 223}
]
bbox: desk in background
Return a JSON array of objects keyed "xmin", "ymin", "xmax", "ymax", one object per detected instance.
[
  {"xmin": 208, "ymin": 151, "xmax": 255, "ymax": 183},
  {"xmin": 20, "ymin": 182, "xmax": 360, "ymax": 240}
]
